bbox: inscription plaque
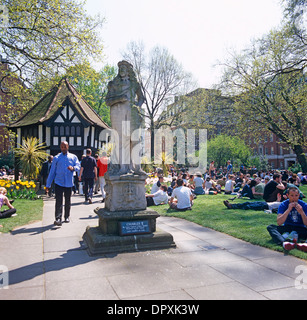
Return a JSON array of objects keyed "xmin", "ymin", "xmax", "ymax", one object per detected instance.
[{"xmin": 119, "ymin": 220, "xmax": 150, "ymax": 236}]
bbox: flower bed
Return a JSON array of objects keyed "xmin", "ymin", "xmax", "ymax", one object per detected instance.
[{"xmin": 0, "ymin": 179, "xmax": 39, "ymax": 200}]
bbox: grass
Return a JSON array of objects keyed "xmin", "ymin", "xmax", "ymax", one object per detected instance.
[
  {"xmin": 154, "ymin": 185, "xmax": 307, "ymax": 260},
  {"xmin": 2, "ymin": 183, "xmax": 307, "ymax": 260},
  {"xmin": 0, "ymin": 198, "xmax": 44, "ymax": 233}
]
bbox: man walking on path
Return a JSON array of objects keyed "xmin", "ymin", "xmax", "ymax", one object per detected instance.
[
  {"xmin": 96, "ymin": 151, "xmax": 108, "ymax": 203},
  {"xmin": 79, "ymin": 149, "xmax": 97, "ymax": 204},
  {"xmin": 46, "ymin": 141, "xmax": 80, "ymax": 226}
]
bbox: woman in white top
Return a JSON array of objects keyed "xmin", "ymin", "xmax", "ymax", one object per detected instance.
[{"xmin": 224, "ymin": 175, "xmax": 236, "ymax": 194}]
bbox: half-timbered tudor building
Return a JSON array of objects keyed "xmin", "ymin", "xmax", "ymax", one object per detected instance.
[{"xmin": 9, "ymin": 78, "xmax": 110, "ymax": 159}]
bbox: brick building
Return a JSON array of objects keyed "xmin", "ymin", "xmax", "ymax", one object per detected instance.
[
  {"xmin": 251, "ymin": 133, "xmax": 305, "ymax": 170},
  {"xmin": 162, "ymin": 87, "xmax": 306, "ymax": 170}
]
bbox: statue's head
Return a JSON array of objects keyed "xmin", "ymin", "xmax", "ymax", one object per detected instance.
[{"xmin": 118, "ymin": 60, "xmax": 133, "ymax": 79}]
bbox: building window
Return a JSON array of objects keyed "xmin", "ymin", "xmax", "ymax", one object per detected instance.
[
  {"xmin": 76, "ymin": 126, "xmax": 81, "ymax": 136},
  {"xmin": 271, "ymin": 146, "xmax": 275, "ymax": 155},
  {"xmin": 71, "ymin": 126, "xmax": 75, "ymax": 136},
  {"xmin": 60, "ymin": 126, "xmax": 64, "ymax": 136},
  {"xmin": 270, "ymin": 134, "xmax": 274, "ymax": 142}
]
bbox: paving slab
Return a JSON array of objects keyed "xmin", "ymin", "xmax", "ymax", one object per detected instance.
[{"xmin": 1, "ymin": 193, "xmax": 307, "ymax": 301}]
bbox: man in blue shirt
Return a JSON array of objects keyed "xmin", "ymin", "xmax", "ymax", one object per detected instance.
[
  {"xmin": 267, "ymin": 187, "xmax": 307, "ymax": 252},
  {"xmin": 46, "ymin": 141, "xmax": 80, "ymax": 226}
]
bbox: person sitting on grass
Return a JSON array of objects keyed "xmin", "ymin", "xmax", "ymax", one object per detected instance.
[
  {"xmin": 204, "ymin": 176, "xmax": 219, "ymax": 193},
  {"xmin": 169, "ymin": 178, "xmax": 194, "ymax": 211},
  {"xmin": 263, "ymin": 173, "xmax": 285, "ymax": 202},
  {"xmin": 267, "ymin": 187, "xmax": 307, "ymax": 252},
  {"xmin": 146, "ymin": 185, "xmax": 169, "ymax": 207},
  {"xmin": 193, "ymin": 172, "xmax": 205, "ymax": 195},
  {"xmin": 151, "ymin": 176, "xmax": 164, "ymax": 194},
  {"xmin": 224, "ymin": 174, "xmax": 236, "ymax": 195},
  {"xmin": 237, "ymin": 179, "xmax": 257, "ymax": 199},
  {"xmin": 0, "ymin": 187, "xmax": 17, "ymax": 219}
]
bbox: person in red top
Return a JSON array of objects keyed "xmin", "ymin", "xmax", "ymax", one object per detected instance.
[{"xmin": 96, "ymin": 151, "xmax": 108, "ymax": 203}]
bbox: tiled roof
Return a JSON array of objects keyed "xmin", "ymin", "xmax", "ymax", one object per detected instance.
[{"xmin": 9, "ymin": 78, "xmax": 110, "ymax": 129}]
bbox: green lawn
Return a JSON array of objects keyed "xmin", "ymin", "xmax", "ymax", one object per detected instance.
[
  {"xmin": 2, "ymin": 184, "xmax": 307, "ymax": 260},
  {"xmin": 0, "ymin": 198, "xmax": 44, "ymax": 233},
  {"xmin": 154, "ymin": 185, "xmax": 307, "ymax": 260}
]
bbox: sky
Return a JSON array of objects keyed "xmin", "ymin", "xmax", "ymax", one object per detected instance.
[{"xmin": 84, "ymin": 0, "xmax": 284, "ymax": 89}]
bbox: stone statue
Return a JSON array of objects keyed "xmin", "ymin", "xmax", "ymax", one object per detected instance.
[
  {"xmin": 83, "ymin": 61, "xmax": 176, "ymax": 254},
  {"xmin": 106, "ymin": 60, "xmax": 145, "ymax": 176}
]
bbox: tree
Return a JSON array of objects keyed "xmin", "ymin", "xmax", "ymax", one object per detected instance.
[
  {"xmin": 33, "ymin": 61, "xmax": 116, "ymax": 126},
  {"xmin": 0, "ymin": 0, "xmax": 104, "ymax": 89},
  {"xmin": 0, "ymin": 0, "xmax": 105, "ymax": 133},
  {"xmin": 199, "ymin": 135, "xmax": 251, "ymax": 170},
  {"xmin": 122, "ymin": 41, "xmax": 197, "ymax": 159},
  {"xmin": 283, "ymin": 0, "xmax": 307, "ymax": 29},
  {"xmin": 219, "ymin": 24, "xmax": 307, "ymax": 172},
  {"xmin": 66, "ymin": 63, "xmax": 116, "ymax": 127}
]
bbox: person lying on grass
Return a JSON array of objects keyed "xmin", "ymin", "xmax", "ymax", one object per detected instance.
[{"xmin": 223, "ymin": 193, "xmax": 282, "ymax": 213}]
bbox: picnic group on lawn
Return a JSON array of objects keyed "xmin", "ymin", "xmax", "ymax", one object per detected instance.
[{"xmin": 1, "ymin": 142, "xmax": 307, "ymax": 254}]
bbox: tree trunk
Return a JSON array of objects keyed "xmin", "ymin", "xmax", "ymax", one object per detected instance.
[
  {"xmin": 150, "ymin": 123, "xmax": 155, "ymax": 161},
  {"xmin": 293, "ymin": 145, "xmax": 307, "ymax": 173}
]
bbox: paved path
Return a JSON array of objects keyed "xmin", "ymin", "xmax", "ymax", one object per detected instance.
[{"xmin": 1, "ymin": 193, "xmax": 307, "ymax": 300}]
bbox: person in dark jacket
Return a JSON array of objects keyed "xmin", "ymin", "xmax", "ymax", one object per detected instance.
[{"xmin": 79, "ymin": 149, "xmax": 97, "ymax": 204}]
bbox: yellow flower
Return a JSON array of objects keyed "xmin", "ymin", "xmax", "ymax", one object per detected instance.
[
  {"xmin": 16, "ymin": 186, "xmax": 20, "ymax": 190},
  {"xmin": 12, "ymin": 181, "xmax": 16, "ymax": 185},
  {"xmin": 6, "ymin": 184, "xmax": 11, "ymax": 188}
]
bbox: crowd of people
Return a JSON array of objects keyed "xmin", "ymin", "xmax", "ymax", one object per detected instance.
[
  {"xmin": 1, "ymin": 149, "xmax": 307, "ymax": 253},
  {"xmin": 145, "ymin": 161, "xmax": 307, "ymax": 253}
]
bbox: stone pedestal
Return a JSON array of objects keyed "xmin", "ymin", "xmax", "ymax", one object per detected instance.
[
  {"xmin": 83, "ymin": 173, "xmax": 176, "ymax": 256},
  {"xmin": 83, "ymin": 207, "xmax": 176, "ymax": 255},
  {"xmin": 104, "ymin": 173, "xmax": 147, "ymax": 212}
]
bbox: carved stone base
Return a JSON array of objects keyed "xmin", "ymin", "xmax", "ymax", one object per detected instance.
[
  {"xmin": 104, "ymin": 173, "xmax": 147, "ymax": 212},
  {"xmin": 83, "ymin": 208, "xmax": 176, "ymax": 256}
]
